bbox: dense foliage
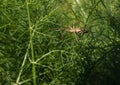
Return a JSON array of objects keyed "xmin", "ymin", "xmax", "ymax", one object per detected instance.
[{"xmin": 0, "ymin": 0, "xmax": 120, "ymax": 85}]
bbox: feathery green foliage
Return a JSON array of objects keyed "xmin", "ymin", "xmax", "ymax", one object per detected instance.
[{"xmin": 0, "ymin": 0, "xmax": 120, "ymax": 85}]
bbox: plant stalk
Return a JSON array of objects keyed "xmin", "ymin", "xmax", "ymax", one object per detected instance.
[{"xmin": 26, "ymin": 0, "xmax": 36, "ymax": 85}]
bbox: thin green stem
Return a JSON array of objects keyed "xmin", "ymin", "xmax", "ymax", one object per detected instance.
[
  {"xmin": 16, "ymin": 44, "xmax": 30, "ymax": 84},
  {"xmin": 26, "ymin": 0, "xmax": 36, "ymax": 85}
]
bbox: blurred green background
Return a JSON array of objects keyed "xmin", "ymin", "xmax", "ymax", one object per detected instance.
[{"xmin": 0, "ymin": 0, "xmax": 120, "ymax": 85}]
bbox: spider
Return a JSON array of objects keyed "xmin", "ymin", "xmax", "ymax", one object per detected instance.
[{"xmin": 65, "ymin": 27, "xmax": 88, "ymax": 33}]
